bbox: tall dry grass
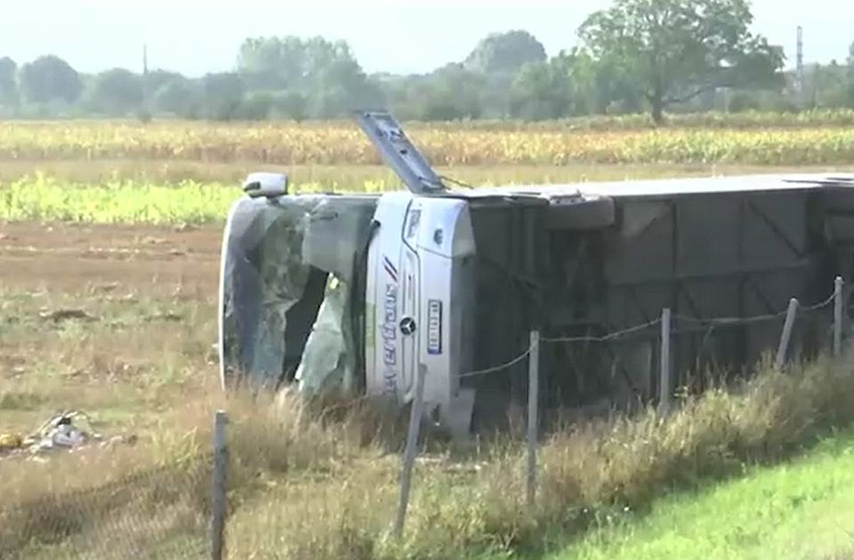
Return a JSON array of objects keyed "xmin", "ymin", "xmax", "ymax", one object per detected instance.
[
  {"xmin": 4, "ymin": 350, "xmax": 854, "ymax": 559},
  {"xmin": 220, "ymin": 351, "xmax": 854, "ymax": 559},
  {"xmin": 0, "ymin": 388, "xmax": 401, "ymax": 558}
]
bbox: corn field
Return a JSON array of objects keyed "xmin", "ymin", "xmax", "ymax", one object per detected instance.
[{"xmin": 3, "ymin": 117, "xmax": 854, "ymax": 166}]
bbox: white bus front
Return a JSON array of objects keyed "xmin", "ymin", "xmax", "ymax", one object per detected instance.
[{"xmin": 365, "ymin": 192, "xmax": 477, "ymax": 436}]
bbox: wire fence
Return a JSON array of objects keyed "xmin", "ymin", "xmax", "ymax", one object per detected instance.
[
  {"xmin": 0, "ymin": 453, "xmax": 212, "ymax": 560},
  {"xmin": 455, "ymin": 279, "xmax": 846, "ymax": 515},
  {"xmin": 459, "ymin": 287, "xmax": 842, "ymax": 383},
  {"xmin": 0, "ymin": 280, "xmax": 847, "ymax": 559}
]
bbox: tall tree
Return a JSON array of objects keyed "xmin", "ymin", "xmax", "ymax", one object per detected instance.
[
  {"xmin": 511, "ymin": 58, "xmax": 574, "ymax": 120},
  {"xmin": 0, "ymin": 56, "xmax": 18, "ymax": 105},
  {"xmin": 0, "ymin": 57, "xmax": 17, "ymax": 109},
  {"xmin": 272, "ymin": 91, "xmax": 308, "ymax": 121},
  {"xmin": 200, "ymin": 72, "xmax": 243, "ymax": 120},
  {"xmin": 847, "ymin": 42, "xmax": 854, "ymax": 107},
  {"xmin": 147, "ymin": 70, "xmax": 188, "ymax": 94},
  {"xmin": 579, "ymin": 0, "xmax": 784, "ymax": 124},
  {"xmin": 238, "ymin": 36, "xmax": 305, "ymax": 90},
  {"xmin": 236, "ymin": 36, "xmax": 381, "ymax": 117},
  {"xmin": 464, "ymin": 30, "xmax": 547, "ymax": 75},
  {"xmin": 18, "ymin": 55, "xmax": 82, "ymax": 104},
  {"xmin": 152, "ymin": 77, "xmax": 199, "ymax": 118},
  {"xmin": 85, "ymin": 68, "xmax": 143, "ymax": 115}
]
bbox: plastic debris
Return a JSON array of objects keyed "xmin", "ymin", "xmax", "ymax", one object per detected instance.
[
  {"xmin": 39, "ymin": 309, "xmax": 96, "ymax": 323},
  {"xmin": 0, "ymin": 410, "xmax": 136, "ymax": 461},
  {"xmin": 23, "ymin": 410, "xmax": 96, "ymax": 453}
]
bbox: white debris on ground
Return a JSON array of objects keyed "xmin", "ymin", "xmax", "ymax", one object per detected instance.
[
  {"xmin": 38, "ymin": 308, "xmax": 97, "ymax": 322},
  {"xmin": 0, "ymin": 410, "xmax": 137, "ymax": 461}
]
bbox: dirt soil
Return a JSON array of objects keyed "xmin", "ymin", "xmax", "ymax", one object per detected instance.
[{"xmin": 0, "ymin": 221, "xmax": 222, "ymax": 298}]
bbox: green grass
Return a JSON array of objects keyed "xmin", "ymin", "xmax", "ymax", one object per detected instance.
[
  {"xmin": 4, "ymin": 163, "xmax": 854, "ymax": 225},
  {"xmin": 0, "ymin": 174, "xmax": 243, "ymax": 224},
  {"xmin": 550, "ymin": 430, "xmax": 854, "ymax": 560}
]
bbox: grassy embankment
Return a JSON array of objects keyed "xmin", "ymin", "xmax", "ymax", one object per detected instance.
[
  {"xmin": 548, "ymin": 428, "xmax": 854, "ymax": 560},
  {"xmin": 4, "ymin": 279, "xmax": 854, "ymax": 558}
]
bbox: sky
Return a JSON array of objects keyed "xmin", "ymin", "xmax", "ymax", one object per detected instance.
[{"xmin": 2, "ymin": 0, "xmax": 852, "ymax": 76}]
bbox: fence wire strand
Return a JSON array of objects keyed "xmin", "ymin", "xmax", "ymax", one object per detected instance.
[
  {"xmin": 540, "ymin": 318, "xmax": 662, "ymax": 344},
  {"xmin": 674, "ymin": 291, "xmax": 838, "ymax": 328},
  {"xmin": 457, "ymin": 318, "xmax": 661, "ymax": 380},
  {"xmin": 458, "ymin": 291, "xmax": 842, "ymax": 381},
  {"xmin": 803, "ymin": 292, "xmax": 838, "ymax": 312},
  {"xmin": 458, "ymin": 348, "xmax": 532, "ymax": 379}
]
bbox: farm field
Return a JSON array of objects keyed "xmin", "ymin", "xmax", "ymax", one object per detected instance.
[
  {"xmin": 8, "ymin": 163, "xmax": 854, "ymax": 224},
  {"xmin": 0, "ymin": 221, "xmax": 220, "ymax": 436},
  {"xmin": 5, "ymin": 118, "xmax": 854, "ymax": 166},
  {"xmin": 4, "ymin": 117, "xmax": 854, "ymax": 558}
]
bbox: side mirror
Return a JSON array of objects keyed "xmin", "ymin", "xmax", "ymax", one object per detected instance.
[{"xmin": 243, "ymin": 172, "xmax": 289, "ymax": 199}]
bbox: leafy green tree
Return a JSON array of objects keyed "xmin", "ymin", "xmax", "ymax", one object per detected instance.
[
  {"xmin": 19, "ymin": 55, "xmax": 82, "ymax": 105},
  {"xmin": 85, "ymin": 68, "xmax": 143, "ymax": 115},
  {"xmin": 579, "ymin": 0, "xmax": 784, "ymax": 124},
  {"xmin": 727, "ymin": 90, "xmax": 761, "ymax": 112},
  {"xmin": 464, "ymin": 30, "xmax": 547, "ymax": 75},
  {"xmin": 236, "ymin": 91, "xmax": 274, "ymax": 120},
  {"xmin": 238, "ymin": 36, "xmax": 305, "ymax": 90},
  {"xmin": 432, "ymin": 64, "xmax": 486, "ymax": 118},
  {"xmin": 146, "ymin": 70, "xmax": 186, "ymax": 93},
  {"xmin": 511, "ymin": 60, "xmax": 572, "ymax": 120},
  {"xmin": 0, "ymin": 57, "xmax": 18, "ymax": 109},
  {"xmin": 272, "ymin": 91, "xmax": 308, "ymax": 121},
  {"xmin": 385, "ymin": 63, "xmax": 486, "ymax": 121},
  {"xmin": 808, "ymin": 61, "xmax": 849, "ymax": 108},
  {"xmin": 152, "ymin": 76, "xmax": 199, "ymax": 118},
  {"xmin": 847, "ymin": 42, "xmax": 854, "ymax": 107},
  {"xmin": 237, "ymin": 36, "xmax": 382, "ymax": 117},
  {"xmin": 200, "ymin": 72, "xmax": 243, "ymax": 121}
]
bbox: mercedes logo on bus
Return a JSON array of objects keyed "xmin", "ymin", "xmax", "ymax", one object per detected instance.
[{"xmin": 399, "ymin": 316, "xmax": 416, "ymax": 336}]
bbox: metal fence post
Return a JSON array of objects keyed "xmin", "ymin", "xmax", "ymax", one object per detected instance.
[
  {"xmin": 526, "ymin": 330, "xmax": 540, "ymax": 508},
  {"xmin": 834, "ymin": 276, "xmax": 844, "ymax": 358},
  {"xmin": 211, "ymin": 410, "xmax": 228, "ymax": 560},
  {"xmin": 775, "ymin": 298, "xmax": 799, "ymax": 371},
  {"xmin": 659, "ymin": 308, "xmax": 672, "ymax": 415},
  {"xmin": 393, "ymin": 362, "xmax": 427, "ymax": 539}
]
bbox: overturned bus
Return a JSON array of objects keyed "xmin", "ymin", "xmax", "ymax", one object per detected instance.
[{"xmin": 219, "ymin": 111, "xmax": 854, "ymax": 436}]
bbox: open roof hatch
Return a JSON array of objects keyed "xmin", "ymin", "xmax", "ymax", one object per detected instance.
[{"xmin": 354, "ymin": 110, "xmax": 448, "ymax": 195}]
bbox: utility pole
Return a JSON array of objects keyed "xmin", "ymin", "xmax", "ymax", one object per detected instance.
[
  {"xmin": 141, "ymin": 43, "xmax": 151, "ymax": 122},
  {"xmin": 796, "ymin": 26, "xmax": 806, "ymax": 109}
]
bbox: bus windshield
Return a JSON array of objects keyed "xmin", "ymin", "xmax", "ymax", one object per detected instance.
[{"xmin": 219, "ymin": 195, "xmax": 377, "ymax": 394}]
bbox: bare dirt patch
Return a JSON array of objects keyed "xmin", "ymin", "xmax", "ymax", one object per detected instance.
[{"xmin": 0, "ymin": 221, "xmax": 221, "ymax": 298}]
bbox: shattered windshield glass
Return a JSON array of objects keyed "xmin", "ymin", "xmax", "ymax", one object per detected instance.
[{"xmin": 220, "ymin": 195, "xmax": 377, "ymax": 395}]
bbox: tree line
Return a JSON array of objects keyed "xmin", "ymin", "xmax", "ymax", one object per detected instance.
[{"xmin": 2, "ymin": 0, "xmax": 853, "ymax": 124}]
